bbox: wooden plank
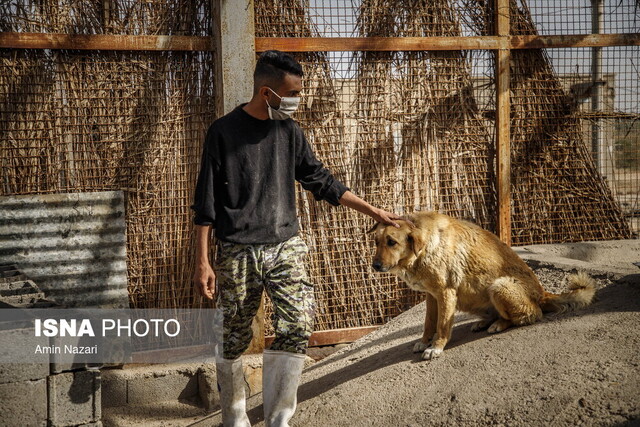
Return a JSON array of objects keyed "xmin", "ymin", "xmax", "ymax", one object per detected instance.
[
  {"xmin": 255, "ymin": 33, "xmax": 640, "ymax": 52},
  {"xmin": 496, "ymin": 49, "xmax": 512, "ymax": 246},
  {"xmin": 2, "ymin": 32, "xmax": 637, "ymax": 53},
  {"xmin": 496, "ymin": 0, "xmax": 510, "ymax": 37},
  {"xmin": 0, "ymin": 32, "xmax": 213, "ymax": 51},
  {"xmin": 256, "ymin": 36, "xmax": 502, "ymax": 52},
  {"xmin": 130, "ymin": 325, "xmax": 379, "ymax": 363},
  {"xmin": 496, "ymin": 0, "xmax": 512, "ymax": 246},
  {"xmin": 510, "ymin": 33, "xmax": 640, "ymax": 49},
  {"xmin": 265, "ymin": 326, "xmax": 378, "ymax": 348}
]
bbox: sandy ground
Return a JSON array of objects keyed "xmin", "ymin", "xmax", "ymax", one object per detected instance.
[{"xmin": 229, "ymin": 265, "xmax": 640, "ymax": 427}]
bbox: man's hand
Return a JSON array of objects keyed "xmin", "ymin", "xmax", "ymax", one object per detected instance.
[
  {"xmin": 371, "ymin": 207, "xmax": 403, "ymax": 228},
  {"xmin": 194, "ymin": 262, "xmax": 216, "ymax": 300}
]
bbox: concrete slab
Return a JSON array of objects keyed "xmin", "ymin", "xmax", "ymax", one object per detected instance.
[{"xmin": 514, "ymin": 239, "xmax": 639, "ymax": 278}]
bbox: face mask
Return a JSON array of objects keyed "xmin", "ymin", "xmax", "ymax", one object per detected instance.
[{"xmin": 266, "ymin": 87, "xmax": 300, "ymax": 120}]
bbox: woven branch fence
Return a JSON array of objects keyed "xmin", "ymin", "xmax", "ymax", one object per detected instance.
[
  {"xmin": 254, "ymin": 0, "xmax": 635, "ymax": 334},
  {"xmin": 1, "ymin": 0, "xmax": 215, "ymax": 311}
]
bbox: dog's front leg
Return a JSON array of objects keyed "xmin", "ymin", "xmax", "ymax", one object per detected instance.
[
  {"xmin": 422, "ymin": 288, "xmax": 456, "ymax": 360},
  {"xmin": 413, "ymin": 293, "xmax": 438, "ymax": 353}
]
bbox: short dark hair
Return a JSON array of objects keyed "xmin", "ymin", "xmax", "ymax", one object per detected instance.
[{"xmin": 254, "ymin": 50, "xmax": 303, "ymax": 93}]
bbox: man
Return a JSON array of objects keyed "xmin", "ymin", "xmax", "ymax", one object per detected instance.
[{"xmin": 192, "ymin": 50, "xmax": 400, "ymax": 427}]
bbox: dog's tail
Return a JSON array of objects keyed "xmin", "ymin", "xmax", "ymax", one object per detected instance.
[{"xmin": 539, "ymin": 272, "xmax": 596, "ymax": 313}]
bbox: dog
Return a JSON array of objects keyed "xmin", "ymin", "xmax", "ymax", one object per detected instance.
[{"xmin": 370, "ymin": 212, "xmax": 596, "ymax": 360}]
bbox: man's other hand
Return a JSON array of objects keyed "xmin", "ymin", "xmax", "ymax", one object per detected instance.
[{"xmin": 194, "ymin": 263, "xmax": 216, "ymax": 300}]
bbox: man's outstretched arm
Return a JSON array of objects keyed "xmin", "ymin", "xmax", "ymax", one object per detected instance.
[{"xmin": 339, "ymin": 191, "xmax": 402, "ymax": 228}]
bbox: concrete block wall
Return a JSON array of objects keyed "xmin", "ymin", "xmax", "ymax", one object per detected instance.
[
  {"xmin": 0, "ymin": 367, "xmax": 102, "ymax": 427},
  {"xmin": 102, "ymin": 355, "xmax": 268, "ymax": 413},
  {"xmin": 102, "ymin": 363, "xmax": 207, "ymax": 408}
]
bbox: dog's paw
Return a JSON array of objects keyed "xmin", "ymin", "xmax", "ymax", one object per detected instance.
[
  {"xmin": 421, "ymin": 347, "xmax": 443, "ymax": 360},
  {"xmin": 413, "ymin": 341, "xmax": 428, "ymax": 353},
  {"xmin": 487, "ymin": 319, "xmax": 511, "ymax": 334}
]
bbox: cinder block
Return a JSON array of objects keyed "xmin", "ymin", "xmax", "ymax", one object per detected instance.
[
  {"xmin": 48, "ymin": 370, "xmax": 101, "ymax": 427},
  {"xmin": 126, "ymin": 368, "xmax": 199, "ymax": 405},
  {"xmin": 49, "ymin": 333, "xmax": 104, "ymax": 374},
  {"xmin": 198, "ymin": 364, "xmax": 220, "ymax": 412},
  {"xmin": 0, "ymin": 378, "xmax": 47, "ymax": 426},
  {"xmin": 0, "ymin": 322, "xmax": 50, "ymax": 366},
  {"xmin": 197, "ymin": 355, "xmax": 265, "ymax": 412},
  {"xmin": 0, "ymin": 362, "xmax": 49, "ymax": 384},
  {"xmin": 101, "ymin": 368, "xmax": 128, "ymax": 408}
]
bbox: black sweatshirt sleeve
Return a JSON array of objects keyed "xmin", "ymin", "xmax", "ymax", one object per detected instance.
[
  {"xmin": 294, "ymin": 125, "xmax": 349, "ymax": 206},
  {"xmin": 191, "ymin": 127, "xmax": 218, "ymax": 226}
]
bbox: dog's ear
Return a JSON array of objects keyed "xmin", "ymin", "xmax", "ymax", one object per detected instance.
[
  {"xmin": 408, "ymin": 229, "xmax": 426, "ymax": 256},
  {"xmin": 367, "ymin": 222, "xmax": 380, "ymax": 234}
]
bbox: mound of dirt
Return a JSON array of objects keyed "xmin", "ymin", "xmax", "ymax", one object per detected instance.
[{"xmin": 243, "ymin": 266, "xmax": 640, "ymax": 426}]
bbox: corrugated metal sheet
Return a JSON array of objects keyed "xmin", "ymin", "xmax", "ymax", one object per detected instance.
[{"xmin": 0, "ymin": 191, "xmax": 129, "ymax": 308}]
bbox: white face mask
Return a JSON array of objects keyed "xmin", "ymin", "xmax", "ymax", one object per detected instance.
[{"xmin": 266, "ymin": 87, "xmax": 300, "ymax": 120}]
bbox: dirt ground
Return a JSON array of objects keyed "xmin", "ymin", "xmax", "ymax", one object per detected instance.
[{"xmin": 235, "ymin": 264, "xmax": 640, "ymax": 427}]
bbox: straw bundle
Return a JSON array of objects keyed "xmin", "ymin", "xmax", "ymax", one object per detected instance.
[
  {"xmin": 352, "ymin": 0, "xmax": 498, "ymax": 312},
  {"xmin": 387, "ymin": 0, "xmax": 495, "ymax": 226},
  {"xmin": 466, "ymin": 0, "xmax": 631, "ymax": 243},
  {"xmin": 256, "ymin": 0, "xmax": 408, "ymax": 332},
  {"xmin": 0, "ymin": 50, "xmax": 58, "ymax": 194}
]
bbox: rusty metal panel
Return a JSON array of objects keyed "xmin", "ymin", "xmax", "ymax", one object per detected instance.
[{"xmin": 0, "ymin": 191, "xmax": 128, "ymax": 308}]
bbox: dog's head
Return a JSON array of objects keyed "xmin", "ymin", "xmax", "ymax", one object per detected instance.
[{"xmin": 369, "ymin": 219, "xmax": 426, "ymax": 273}]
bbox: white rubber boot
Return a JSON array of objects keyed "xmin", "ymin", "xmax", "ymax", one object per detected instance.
[
  {"xmin": 262, "ymin": 350, "xmax": 306, "ymax": 427},
  {"xmin": 216, "ymin": 357, "xmax": 251, "ymax": 427}
]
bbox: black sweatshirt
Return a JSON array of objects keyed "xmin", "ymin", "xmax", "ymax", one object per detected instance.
[{"xmin": 191, "ymin": 105, "xmax": 349, "ymax": 244}]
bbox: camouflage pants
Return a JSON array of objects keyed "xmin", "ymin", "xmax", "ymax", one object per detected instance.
[{"xmin": 214, "ymin": 235, "xmax": 315, "ymax": 360}]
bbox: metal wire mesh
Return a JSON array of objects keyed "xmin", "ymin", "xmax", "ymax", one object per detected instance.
[
  {"xmin": 545, "ymin": 46, "xmax": 640, "ymax": 239},
  {"xmin": 288, "ymin": 50, "xmax": 498, "ymax": 332},
  {"xmin": 257, "ymin": 0, "xmax": 495, "ymax": 37},
  {"xmin": 0, "ymin": 0, "xmax": 211, "ymax": 36},
  {"xmin": 514, "ymin": 0, "xmax": 640, "ymax": 36},
  {"xmin": 256, "ymin": 0, "xmax": 636, "ymax": 335}
]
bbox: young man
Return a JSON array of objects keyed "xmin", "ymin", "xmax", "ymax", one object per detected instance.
[{"xmin": 192, "ymin": 50, "xmax": 400, "ymax": 427}]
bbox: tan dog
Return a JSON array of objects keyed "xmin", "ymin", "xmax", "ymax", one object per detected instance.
[{"xmin": 371, "ymin": 212, "xmax": 596, "ymax": 360}]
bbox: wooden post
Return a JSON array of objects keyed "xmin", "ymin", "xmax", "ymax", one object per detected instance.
[
  {"xmin": 213, "ymin": 0, "xmax": 256, "ymax": 116},
  {"xmin": 495, "ymin": 0, "xmax": 512, "ymax": 246},
  {"xmin": 212, "ymin": 0, "xmax": 265, "ymax": 354}
]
